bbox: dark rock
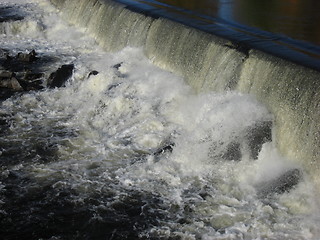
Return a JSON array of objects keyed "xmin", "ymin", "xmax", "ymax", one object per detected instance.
[
  {"xmin": 2, "ymin": 50, "xmax": 40, "ymax": 72},
  {"xmin": 16, "ymin": 50, "xmax": 37, "ymax": 63},
  {"xmin": 219, "ymin": 120, "xmax": 273, "ymax": 161},
  {"xmin": 47, "ymin": 64, "xmax": 74, "ymax": 88},
  {"xmin": 0, "ymin": 70, "xmax": 44, "ymax": 92},
  {"xmin": 256, "ymin": 168, "xmax": 302, "ymax": 197},
  {"xmin": 0, "ymin": 77, "xmax": 23, "ymax": 91},
  {"xmin": 0, "ymin": 70, "xmax": 15, "ymax": 79},
  {"xmin": 1, "ymin": 50, "xmax": 59, "ymax": 74},
  {"xmin": 23, "ymin": 71, "xmax": 44, "ymax": 81},
  {"xmin": 88, "ymin": 70, "xmax": 99, "ymax": 78},
  {"xmin": 0, "ymin": 49, "xmax": 62, "ymax": 94},
  {"xmin": 113, "ymin": 62, "xmax": 123, "ymax": 70},
  {"xmin": 18, "ymin": 79, "xmax": 44, "ymax": 91},
  {"xmin": 153, "ymin": 143, "xmax": 175, "ymax": 156},
  {"xmin": 19, "ymin": 70, "xmax": 45, "ymax": 90}
]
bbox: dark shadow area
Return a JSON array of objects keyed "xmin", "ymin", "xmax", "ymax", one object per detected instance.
[{"xmin": 0, "ymin": 173, "xmax": 168, "ymax": 240}]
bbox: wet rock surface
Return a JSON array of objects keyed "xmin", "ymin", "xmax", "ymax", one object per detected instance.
[
  {"xmin": 245, "ymin": 121, "xmax": 272, "ymax": 159},
  {"xmin": 0, "ymin": 74, "xmax": 23, "ymax": 91},
  {"xmin": 0, "ymin": 49, "xmax": 74, "ymax": 100},
  {"xmin": 47, "ymin": 64, "xmax": 74, "ymax": 88},
  {"xmin": 256, "ymin": 168, "xmax": 303, "ymax": 198},
  {"xmin": 213, "ymin": 120, "xmax": 273, "ymax": 162},
  {"xmin": 216, "ymin": 120, "xmax": 303, "ymax": 194},
  {"xmin": 0, "ymin": 49, "xmax": 44, "ymax": 99}
]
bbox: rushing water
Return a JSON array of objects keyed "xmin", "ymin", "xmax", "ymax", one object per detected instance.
[{"xmin": 0, "ymin": 0, "xmax": 320, "ymax": 239}]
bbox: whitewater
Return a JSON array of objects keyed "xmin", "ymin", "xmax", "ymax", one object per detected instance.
[{"xmin": 0, "ymin": 0, "xmax": 319, "ymax": 239}]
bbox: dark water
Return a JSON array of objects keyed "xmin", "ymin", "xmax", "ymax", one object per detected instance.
[
  {"xmin": 154, "ymin": 0, "xmax": 320, "ymax": 46},
  {"xmin": 117, "ymin": 0, "xmax": 320, "ymax": 71}
]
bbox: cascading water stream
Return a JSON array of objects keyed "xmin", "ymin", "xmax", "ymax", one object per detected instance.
[{"xmin": 0, "ymin": 0, "xmax": 320, "ymax": 239}]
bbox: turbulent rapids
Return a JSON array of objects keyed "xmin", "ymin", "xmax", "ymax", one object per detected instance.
[{"xmin": 0, "ymin": 0, "xmax": 320, "ymax": 239}]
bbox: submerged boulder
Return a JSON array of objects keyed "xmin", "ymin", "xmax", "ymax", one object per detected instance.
[
  {"xmin": 153, "ymin": 143, "xmax": 175, "ymax": 156},
  {"xmin": 256, "ymin": 168, "xmax": 302, "ymax": 197},
  {"xmin": 47, "ymin": 64, "xmax": 74, "ymax": 88},
  {"xmin": 112, "ymin": 62, "xmax": 123, "ymax": 70},
  {"xmin": 245, "ymin": 120, "xmax": 272, "ymax": 159},
  {"xmin": 219, "ymin": 120, "xmax": 272, "ymax": 161},
  {"xmin": 88, "ymin": 70, "xmax": 99, "ymax": 78}
]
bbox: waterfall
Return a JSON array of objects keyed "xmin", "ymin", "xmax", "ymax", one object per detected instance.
[
  {"xmin": 50, "ymin": 0, "xmax": 320, "ymax": 189},
  {"xmin": 238, "ymin": 50, "xmax": 320, "ymax": 168}
]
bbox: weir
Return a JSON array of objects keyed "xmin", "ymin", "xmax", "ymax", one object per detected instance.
[{"xmin": 49, "ymin": 0, "xmax": 320, "ymax": 189}]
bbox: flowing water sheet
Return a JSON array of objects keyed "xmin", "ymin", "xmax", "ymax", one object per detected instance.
[{"xmin": 0, "ymin": 0, "xmax": 320, "ymax": 239}]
